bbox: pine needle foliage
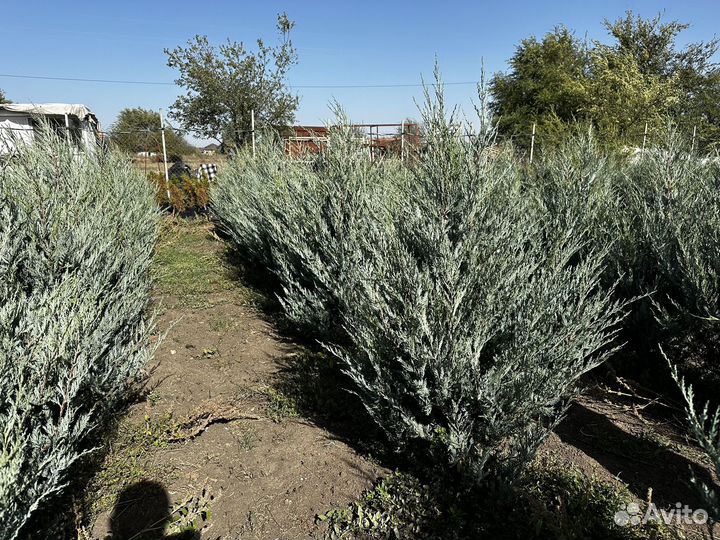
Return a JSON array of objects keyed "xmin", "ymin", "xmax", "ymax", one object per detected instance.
[
  {"xmin": 670, "ymin": 358, "xmax": 720, "ymax": 525},
  {"xmin": 213, "ymin": 84, "xmax": 626, "ymax": 485},
  {"xmin": 0, "ymin": 127, "xmax": 160, "ymax": 539},
  {"xmin": 527, "ymin": 128, "xmax": 720, "ymax": 379}
]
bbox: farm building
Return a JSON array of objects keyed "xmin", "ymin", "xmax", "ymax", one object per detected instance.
[
  {"xmin": 0, "ymin": 103, "xmax": 100, "ymax": 155},
  {"xmin": 283, "ymin": 123, "xmax": 421, "ymax": 159},
  {"xmin": 201, "ymin": 143, "xmax": 219, "ymax": 155}
]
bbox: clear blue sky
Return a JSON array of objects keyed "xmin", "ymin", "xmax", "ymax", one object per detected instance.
[{"xmin": 1, "ymin": 0, "xmax": 717, "ymax": 144}]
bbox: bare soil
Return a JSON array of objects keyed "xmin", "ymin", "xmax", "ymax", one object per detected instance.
[{"xmin": 87, "ymin": 219, "xmax": 384, "ymax": 540}]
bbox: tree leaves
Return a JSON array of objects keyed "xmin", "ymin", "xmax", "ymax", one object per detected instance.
[
  {"xmin": 165, "ymin": 13, "xmax": 299, "ymax": 150},
  {"xmin": 491, "ymin": 11, "xmax": 720, "ymax": 151},
  {"xmin": 109, "ymin": 107, "xmax": 194, "ymax": 157}
]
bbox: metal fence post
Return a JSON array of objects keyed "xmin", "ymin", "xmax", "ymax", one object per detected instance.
[
  {"xmin": 529, "ymin": 122, "xmax": 536, "ymax": 164},
  {"xmin": 251, "ymin": 109, "xmax": 256, "ymax": 158},
  {"xmin": 159, "ymin": 109, "xmax": 172, "ymax": 205}
]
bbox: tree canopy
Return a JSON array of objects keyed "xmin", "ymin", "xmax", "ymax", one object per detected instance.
[
  {"xmin": 0, "ymin": 89, "xmax": 10, "ymax": 104},
  {"xmin": 490, "ymin": 27, "xmax": 590, "ymax": 147},
  {"xmin": 490, "ymin": 12, "xmax": 720, "ymax": 150},
  {"xmin": 165, "ymin": 13, "xmax": 298, "ymax": 151},
  {"xmin": 109, "ymin": 107, "xmax": 194, "ymax": 157}
]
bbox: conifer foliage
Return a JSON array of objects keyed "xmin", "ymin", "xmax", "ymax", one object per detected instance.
[
  {"xmin": 0, "ymin": 128, "xmax": 160, "ymax": 539},
  {"xmin": 213, "ymin": 86, "xmax": 627, "ymax": 484}
]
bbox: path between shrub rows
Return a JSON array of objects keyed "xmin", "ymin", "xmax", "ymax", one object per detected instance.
[
  {"xmin": 86, "ymin": 218, "xmax": 716, "ymax": 539},
  {"xmin": 87, "ymin": 218, "xmax": 384, "ymax": 539}
]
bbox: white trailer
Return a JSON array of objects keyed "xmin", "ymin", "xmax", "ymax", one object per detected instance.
[{"xmin": 0, "ymin": 103, "xmax": 100, "ymax": 155}]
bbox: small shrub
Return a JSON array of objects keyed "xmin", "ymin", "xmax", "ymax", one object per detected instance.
[
  {"xmin": 669, "ymin": 357, "xmax": 720, "ymax": 527},
  {"xmin": 527, "ymin": 128, "xmax": 720, "ymax": 389},
  {"xmin": 152, "ymin": 171, "xmax": 210, "ymax": 213},
  {"xmin": 214, "ymin": 84, "xmax": 625, "ymax": 485},
  {"xmin": 331, "ymin": 85, "xmax": 625, "ymax": 485},
  {"xmin": 213, "ymin": 121, "xmax": 405, "ymax": 339}
]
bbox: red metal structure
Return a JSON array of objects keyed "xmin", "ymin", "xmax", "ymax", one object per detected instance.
[{"xmin": 284, "ymin": 123, "xmax": 421, "ymax": 160}]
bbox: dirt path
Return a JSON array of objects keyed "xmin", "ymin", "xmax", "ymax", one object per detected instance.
[{"xmin": 87, "ymin": 218, "xmax": 384, "ymax": 539}]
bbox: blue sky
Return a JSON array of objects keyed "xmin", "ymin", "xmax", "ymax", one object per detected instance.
[{"xmin": 1, "ymin": 1, "xmax": 717, "ymax": 144}]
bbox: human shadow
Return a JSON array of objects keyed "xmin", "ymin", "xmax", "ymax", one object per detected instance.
[
  {"xmin": 108, "ymin": 480, "xmax": 199, "ymax": 540},
  {"xmin": 555, "ymin": 402, "xmax": 718, "ymax": 509}
]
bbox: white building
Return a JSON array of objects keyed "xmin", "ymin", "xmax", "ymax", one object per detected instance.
[
  {"xmin": 201, "ymin": 143, "xmax": 219, "ymax": 155},
  {"xmin": 0, "ymin": 103, "xmax": 100, "ymax": 155}
]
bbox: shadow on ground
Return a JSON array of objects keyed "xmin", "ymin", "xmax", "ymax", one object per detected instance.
[
  {"xmin": 107, "ymin": 480, "xmax": 199, "ymax": 540},
  {"xmin": 556, "ymin": 402, "xmax": 717, "ymax": 508},
  {"xmin": 271, "ymin": 348, "xmax": 390, "ymax": 459}
]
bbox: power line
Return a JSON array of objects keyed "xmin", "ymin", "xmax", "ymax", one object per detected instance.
[
  {"xmin": 0, "ymin": 73, "xmax": 175, "ymax": 86},
  {"xmin": 0, "ymin": 72, "xmax": 480, "ymax": 89},
  {"xmin": 290, "ymin": 81, "xmax": 479, "ymax": 89}
]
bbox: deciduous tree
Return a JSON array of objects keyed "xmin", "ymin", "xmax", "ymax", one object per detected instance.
[
  {"xmin": 165, "ymin": 13, "xmax": 298, "ymax": 151},
  {"xmin": 109, "ymin": 107, "xmax": 194, "ymax": 157},
  {"xmin": 490, "ymin": 27, "xmax": 591, "ymax": 148},
  {"xmin": 491, "ymin": 12, "xmax": 720, "ymax": 150}
]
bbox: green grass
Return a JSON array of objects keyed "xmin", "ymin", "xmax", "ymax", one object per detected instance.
[
  {"xmin": 259, "ymin": 386, "xmax": 300, "ymax": 422},
  {"xmin": 209, "ymin": 315, "xmax": 232, "ymax": 332},
  {"xmin": 152, "ymin": 217, "xmax": 265, "ymax": 308},
  {"xmin": 317, "ymin": 460, "xmax": 671, "ymax": 540}
]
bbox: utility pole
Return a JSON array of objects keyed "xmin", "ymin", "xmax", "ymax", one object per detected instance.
[
  {"xmin": 529, "ymin": 122, "xmax": 536, "ymax": 164},
  {"xmin": 159, "ymin": 109, "xmax": 172, "ymax": 206},
  {"xmin": 400, "ymin": 120, "xmax": 405, "ymax": 162}
]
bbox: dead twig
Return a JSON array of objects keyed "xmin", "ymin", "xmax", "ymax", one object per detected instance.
[{"xmin": 169, "ymin": 403, "xmax": 265, "ymax": 442}]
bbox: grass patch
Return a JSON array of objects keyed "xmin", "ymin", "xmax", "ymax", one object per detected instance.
[
  {"xmin": 82, "ymin": 414, "xmax": 177, "ymax": 520},
  {"xmin": 318, "ymin": 459, "xmax": 671, "ymax": 540},
  {"xmin": 209, "ymin": 315, "xmax": 232, "ymax": 332},
  {"xmin": 260, "ymin": 386, "xmax": 300, "ymax": 422},
  {"xmin": 153, "ymin": 217, "xmax": 266, "ymax": 308}
]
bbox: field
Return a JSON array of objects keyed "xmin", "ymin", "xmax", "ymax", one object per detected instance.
[{"xmin": 131, "ymin": 154, "xmax": 229, "ymax": 177}]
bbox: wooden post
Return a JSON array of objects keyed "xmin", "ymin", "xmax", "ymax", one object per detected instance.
[
  {"xmin": 642, "ymin": 122, "xmax": 648, "ymax": 153},
  {"xmin": 159, "ymin": 109, "xmax": 172, "ymax": 206},
  {"xmin": 401, "ymin": 121, "xmax": 405, "ymax": 162},
  {"xmin": 692, "ymin": 125, "xmax": 697, "ymax": 153},
  {"xmin": 529, "ymin": 122, "xmax": 536, "ymax": 164},
  {"xmin": 251, "ymin": 109, "xmax": 256, "ymax": 158}
]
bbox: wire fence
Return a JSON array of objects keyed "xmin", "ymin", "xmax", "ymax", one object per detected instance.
[{"xmin": 2, "ymin": 113, "xmax": 717, "ymax": 170}]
